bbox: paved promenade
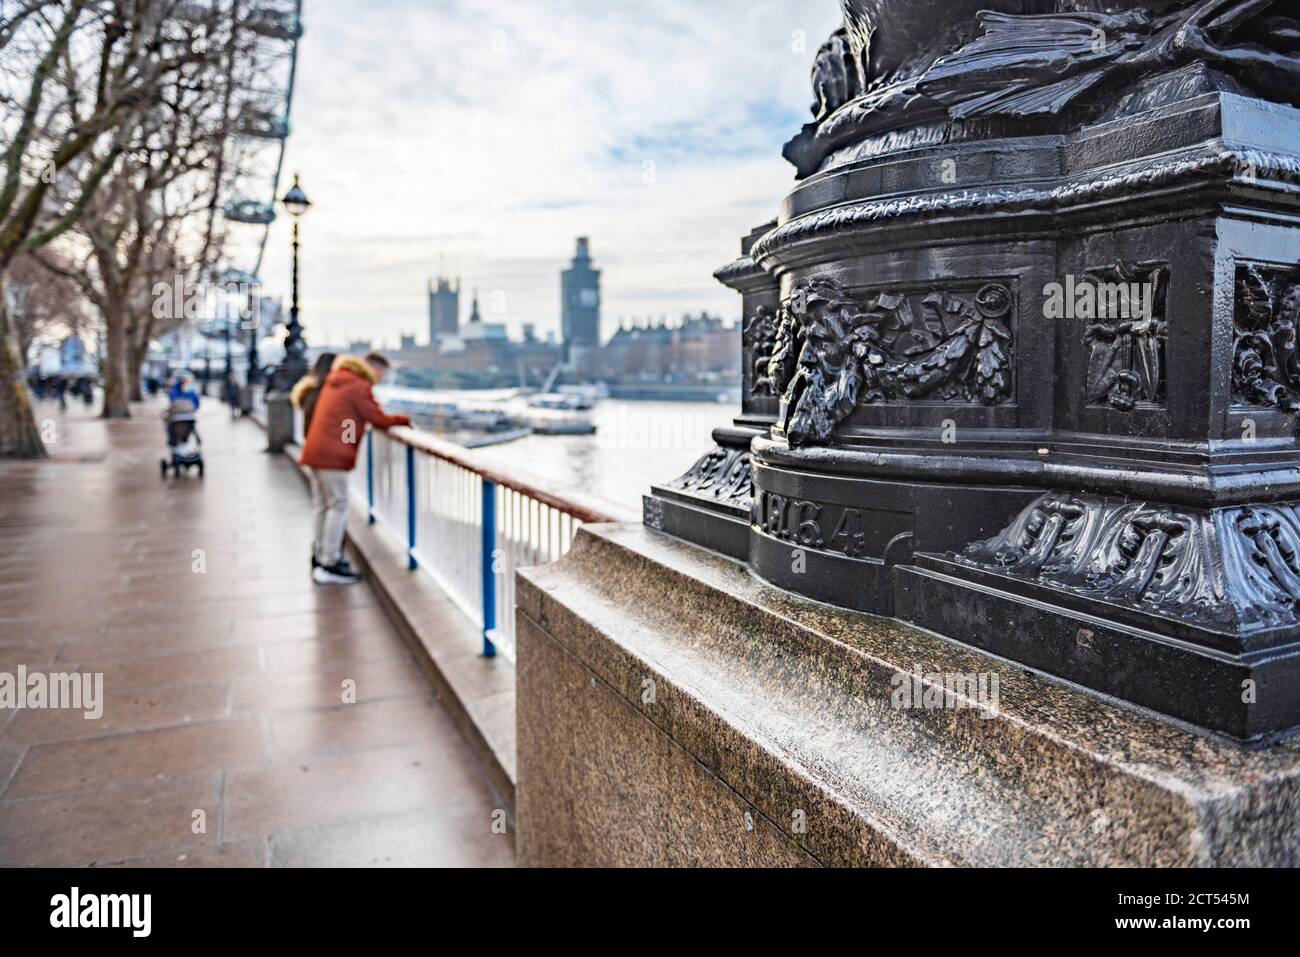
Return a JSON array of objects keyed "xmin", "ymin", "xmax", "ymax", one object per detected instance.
[{"xmin": 0, "ymin": 396, "xmax": 513, "ymax": 867}]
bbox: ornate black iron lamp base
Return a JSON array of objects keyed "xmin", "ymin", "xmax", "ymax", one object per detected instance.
[{"xmin": 646, "ymin": 4, "xmax": 1300, "ymax": 744}]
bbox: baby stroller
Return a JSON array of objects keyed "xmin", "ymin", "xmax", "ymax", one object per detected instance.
[{"xmin": 161, "ymin": 398, "xmax": 204, "ymax": 478}]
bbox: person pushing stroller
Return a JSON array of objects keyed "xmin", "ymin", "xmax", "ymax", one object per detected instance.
[
  {"xmin": 169, "ymin": 371, "xmax": 201, "ymax": 409},
  {"xmin": 161, "ymin": 375, "xmax": 205, "ymax": 478}
]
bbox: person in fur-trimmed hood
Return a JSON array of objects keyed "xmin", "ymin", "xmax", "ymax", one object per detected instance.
[{"xmin": 300, "ymin": 352, "xmax": 410, "ymax": 583}]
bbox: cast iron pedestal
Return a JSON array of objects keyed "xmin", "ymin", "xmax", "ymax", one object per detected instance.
[{"xmin": 645, "ymin": 4, "xmax": 1300, "ymax": 745}]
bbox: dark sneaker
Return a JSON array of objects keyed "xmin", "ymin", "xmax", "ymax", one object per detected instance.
[
  {"xmin": 312, "ymin": 562, "xmax": 361, "ymax": 585},
  {"xmin": 312, "ymin": 551, "xmax": 351, "ymax": 574}
]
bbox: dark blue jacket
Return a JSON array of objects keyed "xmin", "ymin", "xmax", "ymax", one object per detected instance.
[{"xmin": 169, "ymin": 382, "xmax": 200, "ymax": 409}]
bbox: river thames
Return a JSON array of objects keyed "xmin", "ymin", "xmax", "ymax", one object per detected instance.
[{"xmin": 469, "ymin": 399, "xmax": 739, "ymax": 512}]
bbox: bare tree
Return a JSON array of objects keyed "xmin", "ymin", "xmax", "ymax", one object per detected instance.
[
  {"xmin": 0, "ymin": 0, "xmax": 229, "ymax": 455},
  {"xmin": 127, "ymin": 226, "xmax": 180, "ymax": 399},
  {"xmin": 6, "ymin": 247, "xmax": 85, "ymax": 365},
  {"xmin": 39, "ymin": 72, "xmax": 232, "ymax": 417}
]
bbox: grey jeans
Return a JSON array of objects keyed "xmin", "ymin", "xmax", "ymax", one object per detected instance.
[{"xmin": 310, "ymin": 468, "xmax": 351, "ymax": 566}]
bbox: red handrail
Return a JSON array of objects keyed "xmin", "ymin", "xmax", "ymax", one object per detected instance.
[{"xmin": 385, "ymin": 426, "xmax": 638, "ymax": 525}]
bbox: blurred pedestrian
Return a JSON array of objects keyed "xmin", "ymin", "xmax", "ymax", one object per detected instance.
[
  {"xmin": 289, "ymin": 352, "xmax": 337, "ymax": 435},
  {"xmin": 224, "ymin": 371, "xmax": 240, "ymax": 413}
]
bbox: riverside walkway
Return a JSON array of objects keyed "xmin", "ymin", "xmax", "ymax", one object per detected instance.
[{"xmin": 0, "ymin": 396, "xmax": 513, "ymax": 867}]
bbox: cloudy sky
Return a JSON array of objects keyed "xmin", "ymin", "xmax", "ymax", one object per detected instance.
[{"xmin": 254, "ymin": 0, "xmax": 841, "ymax": 350}]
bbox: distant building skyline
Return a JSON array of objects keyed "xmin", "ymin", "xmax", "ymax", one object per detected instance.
[
  {"xmin": 254, "ymin": 2, "xmax": 841, "ymax": 350},
  {"xmin": 428, "ymin": 275, "xmax": 460, "ymax": 341},
  {"xmin": 326, "ymin": 299, "xmax": 739, "ymax": 392},
  {"xmin": 416, "ymin": 239, "xmax": 603, "ymax": 352},
  {"xmin": 461, "ymin": 290, "xmax": 509, "ymax": 342},
  {"xmin": 561, "ymin": 237, "xmax": 601, "ymax": 361}
]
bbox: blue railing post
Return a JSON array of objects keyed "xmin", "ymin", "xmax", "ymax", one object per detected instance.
[
  {"xmin": 405, "ymin": 442, "xmax": 417, "ymax": 570},
  {"xmin": 481, "ymin": 479, "xmax": 497, "ymax": 658},
  {"xmin": 366, "ymin": 429, "xmax": 375, "ymax": 525}
]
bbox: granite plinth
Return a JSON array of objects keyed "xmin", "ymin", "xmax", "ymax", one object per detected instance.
[{"xmin": 515, "ymin": 522, "xmax": 1300, "ymax": 867}]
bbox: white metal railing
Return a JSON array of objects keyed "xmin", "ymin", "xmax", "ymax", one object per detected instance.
[
  {"xmin": 368, "ymin": 426, "xmax": 406, "ymax": 535},
  {"xmin": 410, "ymin": 450, "xmax": 483, "ymax": 629},
  {"xmin": 353, "ymin": 426, "xmax": 634, "ymax": 660}
]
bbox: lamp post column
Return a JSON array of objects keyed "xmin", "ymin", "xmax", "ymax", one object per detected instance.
[
  {"xmin": 279, "ymin": 220, "xmax": 308, "ymax": 387},
  {"xmin": 272, "ymin": 173, "xmax": 312, "ymax": 391}
]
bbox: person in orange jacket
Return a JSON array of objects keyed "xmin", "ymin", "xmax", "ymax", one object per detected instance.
[{"xmin": 299, "ymin": 352, "xmax": 411, "ymax": 583}]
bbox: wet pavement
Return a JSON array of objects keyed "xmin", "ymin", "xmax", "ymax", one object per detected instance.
[{"xmin": 0, "ymin": 396, "xmax": 513, "ymax": 867}]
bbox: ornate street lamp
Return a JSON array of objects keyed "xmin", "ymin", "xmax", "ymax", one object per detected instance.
[{"xmin": 274, "ymin": 173, "xmax": 312, "ymax": 389}]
